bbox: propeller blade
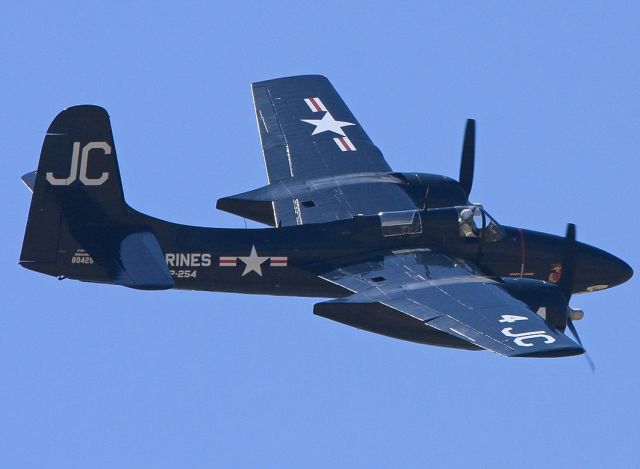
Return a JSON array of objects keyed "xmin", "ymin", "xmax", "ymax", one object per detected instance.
[
  {"xmin": 585, "ymin": 354, "xmax": 596, "ymax": 372},
  {"xmin": 567, "ymin": 319, "xmax": 595, "ymax": 372},
  {"xmin": 566, "ymin": 319, "xmax": 582, "ymax": 347},
  {"xmin": 459, "ymin": 119, "xmax": 476, "ymax": 197},
  {"xmin": 557, "ymin": 223, "xmax": 576, "ymax": 300},
  {"xmin": 558, "ymin": 224, "xmax": 594, "ymax": 371}
]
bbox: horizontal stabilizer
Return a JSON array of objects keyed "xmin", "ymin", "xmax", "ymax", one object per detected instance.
[
  {"xmin": 114, "ymin": 232, "xmax": 174, "ymax": 290},
  {"xmin": 21, "ymin": 171, "xmax": 36, "ymax": 192}
]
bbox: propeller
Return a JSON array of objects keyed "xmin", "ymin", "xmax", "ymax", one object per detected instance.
[
  {"xmin": 557, "ymin": 223, "xmax": 576, "ymax": 300},
  {"xmin": 558, "ymin": 223, "xmax": 595, "ymax": 371},
  {"xmin": 459, "ymin": 119, "xmax": 476, "ymax": 198}
]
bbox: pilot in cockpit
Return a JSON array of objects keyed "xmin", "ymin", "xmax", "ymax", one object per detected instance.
[{"xmin": 459, "ymin": 208, "xmax": 478, "ymax": 237}]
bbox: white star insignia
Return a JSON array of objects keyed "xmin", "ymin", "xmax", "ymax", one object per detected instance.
[
  {"xmin": 238, "ymin": 245, "xmax": 268, "ymax": 277},
  {"xmin": 301, "ymin": 111, "xmax": 355, "ymax": 137}
]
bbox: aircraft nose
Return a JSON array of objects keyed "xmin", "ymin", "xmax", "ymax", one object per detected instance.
[
  {"xmin": 577, "ymin": 243, "xmax": 633, "ymax": 291},
  {"xmin": 608, "ymin": 253, "xmax": 633, "ymax": 286}
]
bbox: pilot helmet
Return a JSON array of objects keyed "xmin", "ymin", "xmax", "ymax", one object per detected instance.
[{"xmin": 460, "ymin": 208, "xmax": 474, "ymax": 221}]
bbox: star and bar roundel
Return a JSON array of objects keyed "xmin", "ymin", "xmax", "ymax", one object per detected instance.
[
  {"xmin": 219, "ymin": 245, "xmax": 288, "ymax": 277},
  {"xmin": 301, "ymin": 97, "xmax": 357, "ymax": 152}
]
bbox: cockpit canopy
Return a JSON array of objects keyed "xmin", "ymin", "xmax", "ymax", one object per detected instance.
[
  {"xmin": 377, "ymin": 205, "xmax": 504, "ymax": 241},
  {"xmin": 379, "ymin": 210, "xmax": 423, "ymax": 237},
  {"xmin": 456, "ymin": 205, "xmax": 504, "ymax": 241}
]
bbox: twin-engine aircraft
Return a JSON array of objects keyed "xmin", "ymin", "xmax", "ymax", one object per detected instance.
[{"xmin": 20, "ymin": 75, "xmax": 632, "ymax": 358}]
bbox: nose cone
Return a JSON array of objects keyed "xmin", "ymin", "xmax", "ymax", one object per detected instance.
[
  {"xmin": 576, "ymin": 243, "xmax": 633, "ymax": 291},
  {"xmin": 611, "ymin": 252, "xmax": 633, "ymax": 285},
  {"xmin": 609, "ymin": 253, "xmax": 634, "ymax": 286}
]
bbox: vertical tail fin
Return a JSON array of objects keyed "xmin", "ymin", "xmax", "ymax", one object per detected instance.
[
  {"xmin": 20, "ymin": 105, "xmax": 126, "ymax": 265},
  {"xmin": 20, "ymin": 105, "xmax": 173, "ymax": 290}
]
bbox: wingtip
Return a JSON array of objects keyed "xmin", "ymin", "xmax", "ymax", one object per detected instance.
[
  {"xmin": 510, "ymin": 345, "xmax": 585, "ymax": 358},
  {"xmin": 251, "ymin": 74, "xmax": 330, "ymax": 88}
]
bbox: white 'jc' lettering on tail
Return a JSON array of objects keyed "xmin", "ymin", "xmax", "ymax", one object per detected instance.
[{"xmin": 46, "ymin": 141, "xmax": 111, "ymax": 186}]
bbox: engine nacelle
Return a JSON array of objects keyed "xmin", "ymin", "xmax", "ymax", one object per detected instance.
[
  {"xmin": 499, "ymin": 277, "xmax": 569, "ymax": 331},
  {"xmin": 217, "ymin": 171, "xmax": 471, "ymax": 226},
  {"xmin": 392, "ymin": 172, "xmax": 469, "ymax": 209}
]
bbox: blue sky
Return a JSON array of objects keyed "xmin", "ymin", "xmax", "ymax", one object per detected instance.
[{"xmin": 1, "ymin": 2, "xmax": 638, "ymax": 468}]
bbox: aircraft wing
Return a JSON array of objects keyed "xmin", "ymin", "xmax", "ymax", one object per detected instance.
[
  {"xmin": 313, "ymin": 250, "xmax": 584, "ymax": 357},
  {"xmin": 218, "ymin": 75, "xmax": 419, "ymax": 226},
  {"xmin": 252, "ymin": 75, "xmax": 393, "ymax": 182}
]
